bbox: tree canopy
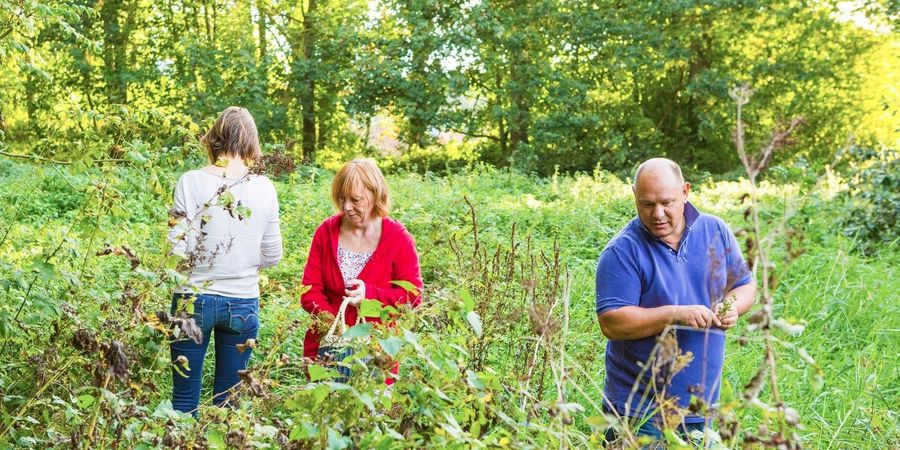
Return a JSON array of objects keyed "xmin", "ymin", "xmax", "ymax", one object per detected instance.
[{"xmin": 1, "ymin": 0, "xmax": 897, "ymax": 174}]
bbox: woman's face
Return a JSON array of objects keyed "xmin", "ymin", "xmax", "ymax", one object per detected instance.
[{"xmin": 340, "ymin": 184, "xmax": 376, "ymax": 226}]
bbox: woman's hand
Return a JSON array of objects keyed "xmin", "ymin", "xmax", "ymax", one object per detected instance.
[{"xmin": 344, "ymin": 279, "xmax": 366, "ymax": 305}]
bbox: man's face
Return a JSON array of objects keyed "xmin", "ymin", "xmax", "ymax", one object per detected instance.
[{"xmin": 633, "ymin": 171, "xmax": 690, "ymax": 243}]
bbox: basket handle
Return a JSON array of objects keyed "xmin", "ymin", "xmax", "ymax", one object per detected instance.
[{"xmin": 323, "ymin": 298, "xmax": 351, "ymax": 340}]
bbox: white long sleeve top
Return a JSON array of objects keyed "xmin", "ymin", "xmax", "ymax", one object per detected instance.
[{"xmin": 168, "ymin": 169, "xmax": 282, "ymax": 298}]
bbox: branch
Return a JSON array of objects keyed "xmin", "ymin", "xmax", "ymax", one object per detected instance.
[
  {"xmin": 0, "ymin": 26, "xmax": 13, "ymax": 42},
  {"xmin": 446, "ymin": 127, "xmax": 500, "ymax": 142},
  {"xmin": 0, "ymin": 151, "xmax": 127, "ymax": 165}
]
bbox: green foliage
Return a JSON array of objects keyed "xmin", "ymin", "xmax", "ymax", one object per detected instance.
[
  {"xmin": 840, "ymin": 147, "xmax": 900, "ymax": 254},
  {"xmin": 2, "ymin": 1, "xmax": 897, "ymax": 175},
  {"xmin": 0, "ymin": 155, "xmax": 897, "ymax": 448}
]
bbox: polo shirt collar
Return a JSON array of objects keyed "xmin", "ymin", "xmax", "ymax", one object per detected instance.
[{"xmin": 684, "ymin": 201, "xmax": 700, "ymax": 229}]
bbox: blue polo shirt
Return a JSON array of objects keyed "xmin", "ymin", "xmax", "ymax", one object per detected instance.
[{"xmin": 595, "ymin": 202, "xmax": 752, "ymax": 423}]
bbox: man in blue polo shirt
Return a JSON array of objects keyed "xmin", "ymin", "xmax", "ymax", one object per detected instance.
[{"xmin": 596, "ymin": 158, "xmax": 757, "ymax": 443}]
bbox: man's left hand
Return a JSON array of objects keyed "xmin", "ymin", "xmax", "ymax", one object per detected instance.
[{"xmin": 713, "ymin": 300, "xmax": 738, "ymax": 330}]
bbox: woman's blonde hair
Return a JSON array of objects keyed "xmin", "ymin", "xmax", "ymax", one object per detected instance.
[
  {"xmin": 200, "ymin": 107, "xmax": 262, "ymax": 163},
  {"xmin": 331, "ymin": 158, "xmax": 391, "ymax": 218}
]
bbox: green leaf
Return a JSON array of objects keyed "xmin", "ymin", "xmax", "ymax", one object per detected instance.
[
  {"xmin": 235, "ymin": 205, "xmax": 252, "ymax": 220},
  {"xmin": 663, "ymin": 429, "xmax": 689, "ymax": 448},
  {"xmin": 206, "ymin": 429, "xmax": 226, "ymax": 450},
  {"xmin": 585, "ymin": 415, "xmax": 611, "ymax": 430},
  {"xmin": 176, "ymin": 296, "xmax": 196, "ymax": 315},
  {"xmin": 359, "ymin": 299, "xmax": 382, "ymax": 318},
  {"xmin": 125, "ymin": 149, "xmax": 147, "ymax": 164},
  {"xmin": 379, "ymin": 337, "xmax": 404, "ymax": 357},
  {"xmin": 356, "ymin": 392, "xmax": 375, "ymax": 412},
  {"xmin": 720, "ymin": 379, "xmax": 735, "ymax": 404},
  {"xmin": 343, "ymin": 323, "xmax": 373, "ymax": 338},
  {"xmin": 327, "ymin": 429, "xmax": 351, "ymax": 450},
  {"xmin": 466, "ymin": 370, "xmax": 485, "ymax": 390},
  {"xmin": 403, "ymin": 330, "xmax": 419, "ymax": 345},
  {"xmin": 76, "ymin": 394, "xmax": 94, "ymax": 409},
  {"xmin": 31, "ymin": 260, "xmax": 55, "ymax": 282},
  {"xmin": 290, "ymin": 423, "xmax": 319, "ymax": 440},
  {"xmin": 308, "ymin": 365, "xmax": 339, "ymax": 382},
  {"xmin": 313, "ymin": 383, "xmax": 330, "ymax": 405},
  {"xmin": 466, "ymin": 311, "xmax": 482, "ymax": 337},
  {"xmin": 218, "ymin": 191, "xmax": 235, "ymax": 207},
  {"xmin": 384, "ymin": 426, "xmax": 404, "ymax": 440},
  {"xmin": 459, "ymin": 289, "xmax": 475, "ymax": 313},
  {"xmin": 390, "ymin": 280, "xmax": 420, "ymax": 296}
]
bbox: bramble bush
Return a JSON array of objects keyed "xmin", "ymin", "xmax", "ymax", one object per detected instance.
[
  {"xmin": 838, "ymin": 146, "xmax": 900, "ymax": 254},
  {"xmin": 0, "ymin": 133, "xmax": 897, "ymax": 448}
]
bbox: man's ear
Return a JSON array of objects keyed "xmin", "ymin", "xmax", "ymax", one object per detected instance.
[{"xmin": 683, "ymin": 182, "xmax": 691, "ymax": 199}]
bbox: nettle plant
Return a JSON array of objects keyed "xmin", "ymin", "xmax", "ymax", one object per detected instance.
[
  {"xmin": 0, "ymin": 147, "xmax": 300, "ymax": 448},
  {"xmin": 271, "ymin": 199, "xmax": 583, "ymax": 448}
]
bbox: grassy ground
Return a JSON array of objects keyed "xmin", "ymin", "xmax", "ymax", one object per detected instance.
[{"xmin": 0, "ymin": 158, "xmax": 897, "ymax": 448}]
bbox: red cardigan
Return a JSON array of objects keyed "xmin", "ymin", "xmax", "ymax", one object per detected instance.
[{"xmin": 300, "ymin": 213, "xmax": 423, "ymax": 358}]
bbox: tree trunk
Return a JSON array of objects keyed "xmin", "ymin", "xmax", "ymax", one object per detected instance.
[
  {"xmin": 508, "ymin": 52, "xmax": 530, "ymax": 156},
  {"xmin": 257, "ymin": 0, "xmax": 267, "ymax": 62},
  {"xmin": 300, "ymin": 0, "xmax": 317, "ymax": 163},
  {"xmin": 257, "ymin": 0, "xmax": 269, "ymax": 94},
  {"xmin": 101, "ymin": 0, "xmax": 134, "ymax": 105},
  {"xmin": 203, "ymin": 0, "xmax": 212, "ymax": 45},
  {"xmin": 496, "ymin": 72, "xmax": 508, "ymax": 155},
  {"xmin": 25, "ymin": 70, "xmax": 37, "ymax": 121}
]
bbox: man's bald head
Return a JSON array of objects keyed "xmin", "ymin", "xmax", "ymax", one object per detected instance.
[
  {"xmin": 632, "ymin": 158, "xmax": 684, "ymax": 191},
  {"xmin": 631, "ymin": 158, "xmax": 691, "ymax": 246}
]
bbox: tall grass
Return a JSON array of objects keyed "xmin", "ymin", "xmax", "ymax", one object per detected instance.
[{"xmin": 0, "ymin": 156, "xmax": 896, "ymax": 448}]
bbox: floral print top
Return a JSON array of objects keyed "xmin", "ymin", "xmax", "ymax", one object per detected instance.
[{"xmin": 337, "ymin": 242, "xmax": 373, "ymax": 285}]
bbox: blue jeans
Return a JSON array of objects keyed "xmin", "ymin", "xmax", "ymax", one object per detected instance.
[
  {"xmin": 604, "ymin": 414, "xmax": 708, "ymax": 447},
  {"xmin": 170, "ymin": 293, "xmax": 259, "ymax": 415},
  {"xmin": 317, "ymin": 346, "xmax": 355, "ymax": 383}
]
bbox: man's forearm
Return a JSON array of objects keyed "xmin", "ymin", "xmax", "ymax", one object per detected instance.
[{"xmin": 597, "ymin": 305, "xmax": 675, "ymax": 341}]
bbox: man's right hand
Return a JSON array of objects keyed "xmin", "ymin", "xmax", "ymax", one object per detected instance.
[{"xmin": 672, "ymin": 305, "xmax": 722, "ymax": 329}]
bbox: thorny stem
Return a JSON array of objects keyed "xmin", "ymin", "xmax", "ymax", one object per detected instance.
[
  {"xmin": 84, "ymin": 373, "xmax": 112, "ymax": 447},
  {"xmin": 737, "ymin": 94, "xmax": 782, "ymax": 404},
  {"xmin": 0, "ymin": 354, "xmax": 76, "ymax": 439},
  {"xmin": 550, "ymin": 271, "xmax": 570, "ymax": 450}
]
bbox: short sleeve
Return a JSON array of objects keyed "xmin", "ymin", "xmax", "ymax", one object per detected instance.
[
  {"xmin": 722, "ymin": 221, "xmax": 752, "ymax": 290},
  {"xmin": 595, "ymin": 246, "xmax": 642, "ymax": 316}
]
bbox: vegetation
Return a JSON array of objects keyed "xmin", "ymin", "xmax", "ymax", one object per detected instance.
[
  {"xmin": 1, "ymin": 143, "xmax": 898, "ymax": 447},
  {"xmin": 2, "ymin": 0, "xmax": 898, "ymax": 174},
  {"xmin": 1, "ymin": 0, "xmax": 898, "ymax": 448}
]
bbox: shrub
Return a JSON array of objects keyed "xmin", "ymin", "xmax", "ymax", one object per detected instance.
[{"xmin": 839, "ymin": 147, "xmax": 900, "ymax": 254}]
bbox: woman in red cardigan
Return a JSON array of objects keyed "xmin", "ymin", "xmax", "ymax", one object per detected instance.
[{"xmin": 300, "ymin": 158, "xmax": 422, "ymax": 381}]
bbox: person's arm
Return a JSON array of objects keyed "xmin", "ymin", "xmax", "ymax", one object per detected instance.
[
  {"xmin": 598, "ymin": 304, "xmax": 722, "ymax": 340},
  {"xmin": 595, "ymin": 245, "xmax": 721, "ymax": 341},
  {"xmin": 363, "ymin": 227, "xmax": 423, "ymax": 307},
  {"xmin": 167, "ymin": 175, "xmax": 190, "ymax": 258},
  {"xmin": 300, "ymin": 225, "xmax": 338, "ymax": 316},
  {"xmin": 259, "ymin": 185, "xmax": 282, "ymax": 269}
]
